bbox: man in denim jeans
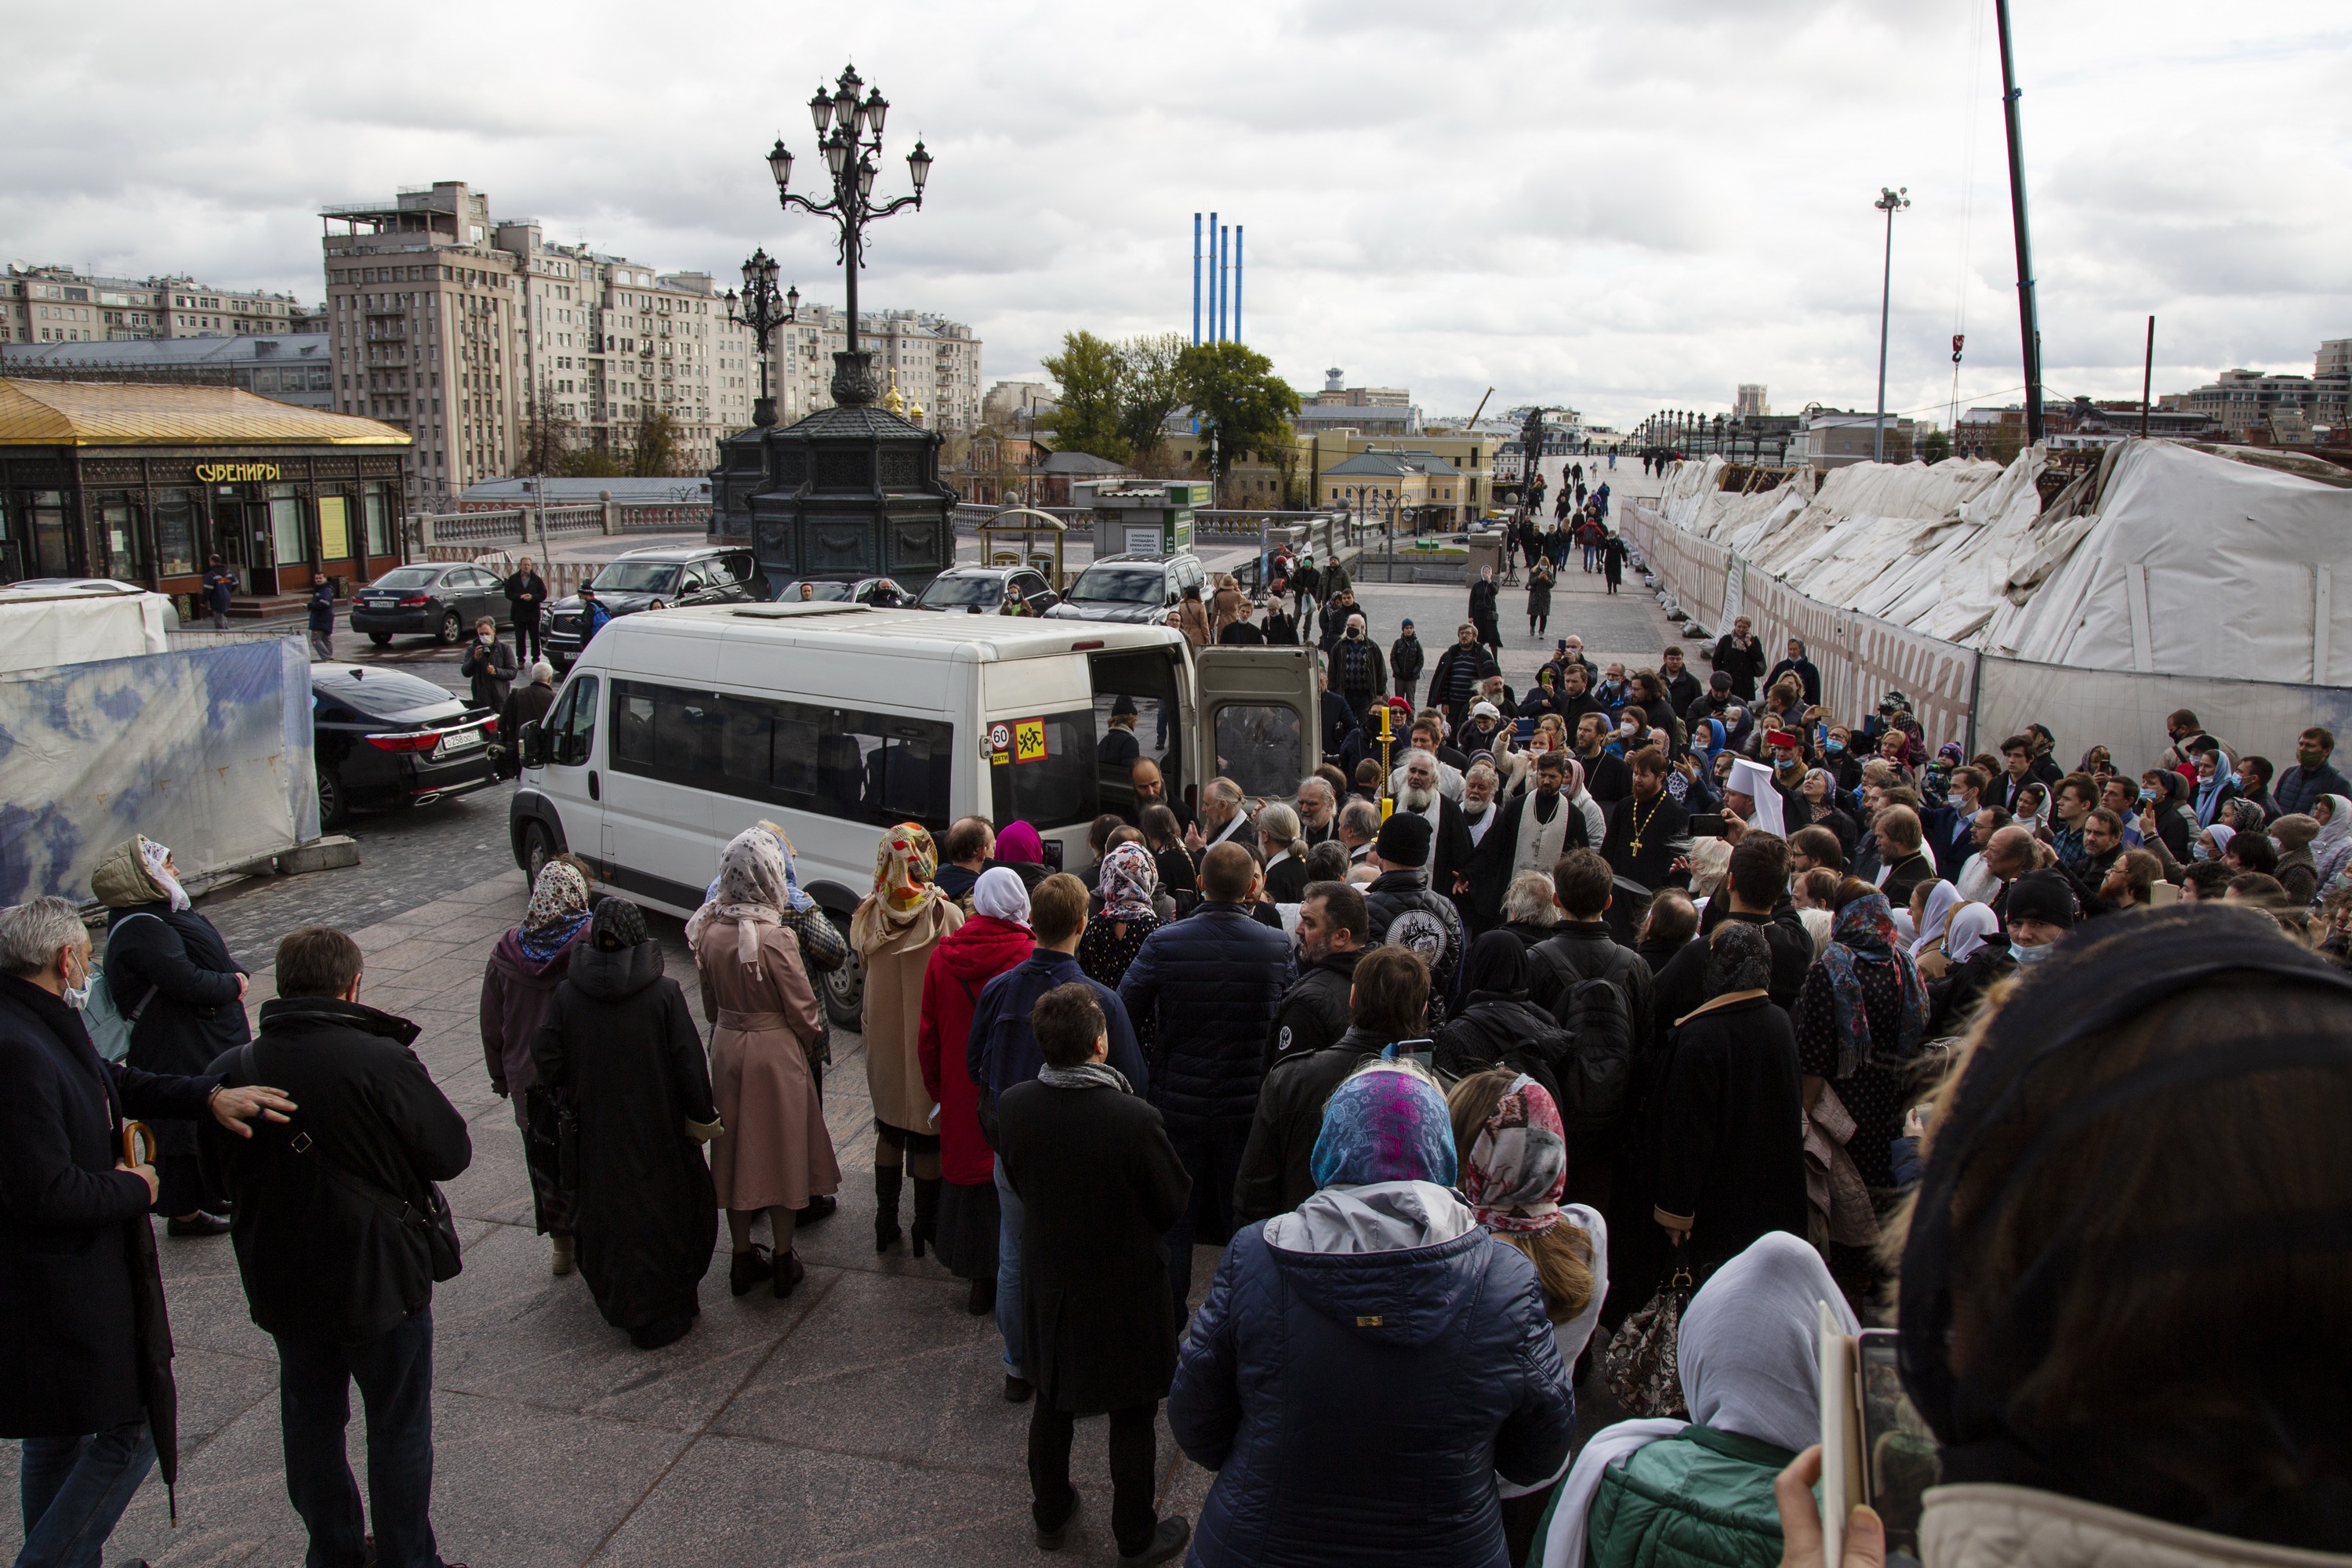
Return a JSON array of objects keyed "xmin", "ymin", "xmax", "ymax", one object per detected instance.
[{"xmin": 202, "ymin": 927, "xmax": 471, "ymax": 1568}]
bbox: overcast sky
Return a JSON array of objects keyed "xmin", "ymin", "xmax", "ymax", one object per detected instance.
[{"xmin": 5, "ymin": 0, "xmax": 2347, "ymax": 429}]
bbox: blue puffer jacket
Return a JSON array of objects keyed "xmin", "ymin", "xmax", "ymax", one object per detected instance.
[
  {"xmin": 1119, "ymin": 904, "xmax": 1294, "ymax": 1135},
  {"xmin": 1168, "ymin": 1184, "xmax": 1577, "ymax": 1567}
]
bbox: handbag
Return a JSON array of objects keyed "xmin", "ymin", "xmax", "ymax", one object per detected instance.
[
  {"xmin": 236, "ymin": 1044, "xmax": 463, "ymax": 1283},
  {"xmin": 1601, "ymin": 1254, "xmax": 1694, "ymax": 1418}
]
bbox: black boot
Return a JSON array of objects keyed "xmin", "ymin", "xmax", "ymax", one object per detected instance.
[
  {"xmin": 874, "ymin": 1165, "xmax": 905, "ymax": 1253},
  {"xmin": 729, "ymin": 1245, "xmax": 774, "ymax": 1297},
  {"xmin": 909, "ymin": 1176, "xmax": 942, "ymax": 1260}
]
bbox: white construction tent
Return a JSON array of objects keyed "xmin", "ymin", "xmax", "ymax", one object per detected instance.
[{"xmin": 1625, "ymin": 438, "xmax": 2352, "ymax": 768}]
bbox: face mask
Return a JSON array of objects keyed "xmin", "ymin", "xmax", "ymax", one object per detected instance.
[
  {"xmin": 2009, "ymin": 941, "xmax": 2053, "ymax": 966},
  {"xmin": 2192, "ymin": 840, "xmax": 2212, "ymax": 862},
  {"xmin": 1825, "ymin": 741, "xmax": 1844, "ymax": 756},
  {"xmin": 2139, "ymin": 789, "xmax": 2158, "ymax": 805},
  {"xmin": 62, "ymin": 953, "xmax": 92, "ymax": 1011},
  {"xmin": 1947, "ymin": 789, "xmax": 1968, "ymax": 808}
]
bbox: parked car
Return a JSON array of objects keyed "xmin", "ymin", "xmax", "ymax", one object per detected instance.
[
  {"xmin": 350, "ymin": 562, "xmax": 512, "ymax": 648},
  {"xmin": 913, "ymin": 564, "xmax": 1060, "ymax": 616},
  {"xmin": 310, "ymin": 663, "xmax": 499, "ymax": 829},
  {"xmin": 544, "ymin": 546, "xmax": 765, "ymax": 670},
  {"xmin": 1043, "ymin": 552, "xmax": 1206, "ymax": 624},
  {"xmin": 775, "ymin": 576, "xmax": 911, "ymax": 607}
]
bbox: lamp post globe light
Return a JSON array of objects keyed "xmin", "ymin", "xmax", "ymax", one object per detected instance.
[
  {"xmin": 768, "ymin": 62, "xmax": 934, "ymax": 408},
  {"xmin": 708, "ymin": 64, "xmax": 956, "ymax": 597},
  {"xmin": 721, "ymin": 247, "xmax": 797, "ymax": 429},
  {"xmin": 1873, "ymin": 184, "xmax": 1911, "ymax": 463}
]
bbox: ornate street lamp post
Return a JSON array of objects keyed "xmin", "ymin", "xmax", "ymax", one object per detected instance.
[
  {"xmin": 722, "ymin": 247, "xmax": 798, "ymax": 429},
  {"xmin": 765, "ymin": 64, "xmax": 934, "ymax": 408}
]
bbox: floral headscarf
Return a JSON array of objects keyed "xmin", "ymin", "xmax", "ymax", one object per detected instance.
[
  {"xmin": 517, "ymin": 860, "xmax": 593, "ymax": 962},
  {"xmin": 136, "ymin": 837, "xmax": 192, "ymax": 913},
  {"xmin": 870, "ymin": 822, "xmax": 942, "ymax": 925},
  {"xmin": 1309, "ymin": 1065, "xmax": 1457, "ymax": 1189},
  {"xmin": 694, "ymin": 828, "xmax": 796, "ymax": 978},
  {"xmin": 1818, "ymin": 890, "xmax": 1929, "ymax": 1079},
  {"xmin": 1098, "ymin": 840, "xmax": 1157, "ymax": 923},
  {"xmin": 1464, "ymin": 1074, "xmax": 1567, "ymax": 1236}
]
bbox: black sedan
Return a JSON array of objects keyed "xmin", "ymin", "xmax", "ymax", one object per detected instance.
[
  {"xmin": 350, "ymin": 562, "xmax": 512, "ymax": 647},
  {"xmin": 310, "ymin": 663, "xmax": 499, "ymax": 829}
]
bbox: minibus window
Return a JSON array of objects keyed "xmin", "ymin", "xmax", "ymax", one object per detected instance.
[
  {"xmin": 990, "ymin": 710, "xmax": 1099, "ymax": 832},
  {"xmin": 1210, "ymin": 702, "xmax": 1304, "ymax": 800}
]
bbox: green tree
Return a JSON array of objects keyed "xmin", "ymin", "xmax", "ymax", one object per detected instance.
[
  {"xmin": 627, "ymin": 409, "xmax": 683, "ymax": 477},
  {"xmin": 1116, "ymin": 332, "xmax": 1189, "ymax": 465},
  {"xmin": 1918, "ymin": 427, "xmax": 1952, "ymax": 465},
  {"xmin": 1176, "ymin": 341, "xmax": 1300, "ymax": 489},
  {"xmin": 1040, "ymin": 330, "xmax": 1130, "ymax": 462}
]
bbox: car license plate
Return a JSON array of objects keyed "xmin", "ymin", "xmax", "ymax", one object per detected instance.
[{"xmin": 437, "ymin": 729, "xmax": 485, "ymax": 757}]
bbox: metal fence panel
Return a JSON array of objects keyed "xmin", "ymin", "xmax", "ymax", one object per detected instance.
[{"xmin": 1975, "ymin": 658, "xmax": 2352, "ymax": 775}]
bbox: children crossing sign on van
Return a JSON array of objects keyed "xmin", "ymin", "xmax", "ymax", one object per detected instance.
[{"xmin": 1013, "ymin": 717, "xmax": 1047, "ymax": 763}]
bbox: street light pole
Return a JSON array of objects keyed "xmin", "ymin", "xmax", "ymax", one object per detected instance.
[
  {"xmin": 765, "ymin": 64, "xmax": 934, "ymax": 408},
  {"xmin": 721, "ymin": 248, "xmax": 797, "ymax": 429},
  {"xmin": 1873, "ymin": 185, "xmax": 1911, "ymax": 463}
]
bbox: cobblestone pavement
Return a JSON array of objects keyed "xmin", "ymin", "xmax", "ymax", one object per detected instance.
[{"xmin": 5, "ymin": 545, "xmax": 1645, "ymax": 1566}]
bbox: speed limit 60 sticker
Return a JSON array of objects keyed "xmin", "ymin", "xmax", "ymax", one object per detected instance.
[{"xmin": 989, "ymin": 721, "xmax": 1014, "ymax": 765}]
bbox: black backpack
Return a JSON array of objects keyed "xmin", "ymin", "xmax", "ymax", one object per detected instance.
[{"xmin": 1550, "ymin": 975, "xmax": 1635, "ymax": 1135}]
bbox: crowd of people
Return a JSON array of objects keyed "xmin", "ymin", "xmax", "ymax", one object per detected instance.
[{"xmin": 7, "ymin": 573, "xmax": 2352, "ymax": 1566}]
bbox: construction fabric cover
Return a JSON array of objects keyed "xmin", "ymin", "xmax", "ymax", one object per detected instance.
[
  {"xmin": 0, "ymin": 637, "xmax": 318, "ymax": 904},
  {"xmin": 0, "ymin": 588, "xmax": 175, "ymax": 675},
  {"xmin": 1651, "ymin": 440, "xmax": 2352, "ymax": 681}
]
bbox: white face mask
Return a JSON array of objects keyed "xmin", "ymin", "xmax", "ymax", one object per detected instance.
[
  {"xmin": 62, "ymin": 949, "xmax": 93, "ymax": 1010},
  {"xmin": 2009, "ymin": 941, "xmax": 2054, "ymax": 966}
]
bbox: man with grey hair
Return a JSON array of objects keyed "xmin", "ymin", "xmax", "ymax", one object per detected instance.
[
  {"xmin": 1501, "ymin": 869, "xmax": 1566, "ymax": 950},
  {"xmin": 1393, "ymin": 749, "xmax": 1475, "ymax": 908},
  {"xmin": 1186, "ymin": 776, "xmax": 1254, "ymax": 858},
  {"xmin": 0, "ymin": 897, "xmax": 292, "ymax": 1568},
  {"xmin": 1337, "ymin": 799, "xmax": 1381, "ymax": 866},
  {"xmin": 1294, "ymin": 776, "xmax": 1338, "ymax": 848},
  {"xmin": 499, "ymin": 659, "xmax": 560, "ymax": 779}
]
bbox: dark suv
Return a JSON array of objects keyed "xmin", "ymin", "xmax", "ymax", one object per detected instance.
[
  {"xmin": 544, "ymin": 546, "xmax": 765, "ymax": 670},
  {"xmin": 913, "ymin": 564, "xmax": 1060, "ymax": 615},
  {"xmin": 1043, "ymin": 552, "xmax": 1206, "ymax": 624}
]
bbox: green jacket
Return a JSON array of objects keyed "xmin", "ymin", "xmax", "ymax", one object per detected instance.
[{"xmin": 1571, "ymin": 1425, "xmax": 1796, "ymax": 1568}]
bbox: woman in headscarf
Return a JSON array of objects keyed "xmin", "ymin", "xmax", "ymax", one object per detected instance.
[
  {"xmin": 1921, "ymin": 903, "xmax": 2009, "ymax": 1038},
  {"xmin": 690, "ymin": 820, "xmax": 845, "ymax": 1117},
  {"xmin": 2191, "ymin": 744, "xmax": 2241, "ymax": 828},
  {"xmin": 90, "ymin": 833, "xmax": 249, "ymax": 1234},
  {"xmin": 2194, "ymin": 821, "xmax": 2236, "ymax": 867},
  {"xmin": 2139, "ymin": 767, "xmax": 2198, "ymax": 862},
  {"xmin": 1791, "ymin": 882, "xmax": 1930, "ymax": 1270},
  {"xmin": 1905, "ymin": 877, "xmax": 1961, "ymax": 962},
  {"xmin": 1619, "ymin": 921, "xmax": 1809, "ymax": 1331},
  {"xmin": 481, "ymin": 857, "xmax": 595, "ymax": 1274},
  {"xmin": 851, "ymin": 823, "xmax": 962, "ymax": 1254},
  {"xmin": 1450, "ymin": 1069, "xmax": 1608, "ymax": 1565},
  {"xmin": 917, "ymin": 867, "xmax": 1034, "ymax": 1295},
  {"xmin": 1798, "ymin": 768, "xmax": 1859, "ymax": 855},
  {"xmin": 1863, "ymin": 906, "xmax": 2352, "ymax": 1563},
  {"xmin": 990, "ymin": 820, "xmax": 1051, "ymax": 893},
  {"xmin": 2307, "ymin": 793, "xmax": 2352, "ymax": 896},
  {"xmin": 1435, "ymin": 931, "xmax": 1573, "ymax": 1108},
  {"xmin": 531, "ymin": 898, "xmax": 719, "ymax": 1349},
  {"xmin": 1541, "ymin": 1232, "xmax": 1859, "ymax": 1568},
  {"xmin": 1172, "ymin": 1061, "xmax": 1574, "ymax": 1568},
  {"xmin": 1077, "ymin": 840, "xmax": 1161, "ymax": 993},
  {"xmin": 691, "ymin": 828, "xmax": 840, "ymax": 1299}
]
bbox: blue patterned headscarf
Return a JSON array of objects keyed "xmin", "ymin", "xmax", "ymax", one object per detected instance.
[{"xmin": 1309, "ymin": 1065, "xmax": 1457, "ymax": 1189}]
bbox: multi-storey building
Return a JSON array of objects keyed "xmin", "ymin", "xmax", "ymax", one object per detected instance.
[
  {"xmin": 4, "ymin": 263, "xmax": 310, "ymax": 345},
  {"xmin": 1294, "ymin": 368, "xmax": 1421, "ymax": 437},
  {"xmin": 0, "ymin": 332, "xmax": 336, "ymax": 408},
  {"xmin": 770, "ymin": 304, "xmax": 982, "ymax": 434},
  {"xmin": 318, "ymin": 180, "xmax": 757, "ymax": 508},
  {"xmin": 2160, "ymin": 343, "xmax": 2350, "ymax": 439}
]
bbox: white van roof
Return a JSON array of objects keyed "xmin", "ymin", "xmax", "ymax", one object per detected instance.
[{"xmin": 583, "ymin": 602, "xmax": 1187, "ymax": 662}]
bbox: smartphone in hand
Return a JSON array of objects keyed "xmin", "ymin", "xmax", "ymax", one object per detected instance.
[{"xmin": 1820, "ymin": 1305, "xmax": 1942, "ymax": 1560}]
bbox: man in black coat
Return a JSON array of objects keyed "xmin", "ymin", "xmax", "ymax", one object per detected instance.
[
  {"xmin": 1468, "ymin": 564, "xmax": 1503, "ymax": 654},
  {"xmin": 201, "ymin": 925, "xmax": 470, "ymax": 1568},
  {"xmin": 1388, "ymin": 619, "xmax": 1425, "ymax": 701},
  {"xmin": 1763, "ymin": 637, "xmax": 1822, "ymax": 706},
  {"xmin": 1652, "ymin": 834, "xmax": 1814, "ymax": 1048},
  {"xmin": 503, "ymin": 554, "xmax": 549, "ymax": 663},
  {"xmin": 1363, "ymin": 811, "xmax": 1465, "ymax": 1026},
  {"xmin": 459, "ymin": 617, "xmax": 516, "ymax": 713},
  {"xmin": 1659, "ymin": 646, "xmax": 1703, "ymax": 717},
  {"xmin": 1425, "ymin": 623, "xmax": 1497, "ymax": 729},
  {"xmin": 1118, "ymin": 843, "xmax": 1295, "ymax": 1317},
  {"xmin": 1602, "ymin": 746, "xmax": 1693, "ymax": 896},
  {"xmin": 1265, "ymin": 881, "xmax": 1367, "ymax": 1070},
  {"xmin": 1327, "ymin": 614, "xmax": 1386, "ymax": 717},
  {"xmin": 1233, "ymin": 945, "xmax": 1425, "ymax": 1225},
  {"xmin": 996, "ymin": 983, "xmax": 1193, "ymax": 1564},
  {"xmin": 1, "ymin": 897, "xmax": 289, "ymax": 1568},
  {"xmin": 1711, "ymin": 615, "xmax": 1766, "ymax": 700},
  {"xmin": 500, "ymin": 660, "xmax": 559, "ymax": 779}
]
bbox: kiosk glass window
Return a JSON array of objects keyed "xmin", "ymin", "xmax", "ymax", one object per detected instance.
[
  {"xmin": 31, "ymin": 492, "xmax": 70, "ymax": 576},
  {"xmin": 269, "ymin": 488, "xmax": 307, "ymax": 564},
  {"xmin": 152, "ymin": 490, "xmax": 198, "ymax": 577},
  {"xmin": 98, "ymin": 492, "xmax": 144, "ymax": 582},
  {"xmin": 363, "ymin": 484, "xmax": 394, "ymax": 557}
]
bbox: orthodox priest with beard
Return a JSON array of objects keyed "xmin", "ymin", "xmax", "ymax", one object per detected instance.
[
  {"xmin": 1392, "ymin": 749, "xmax": 1475, "ymax": 904},
  {"xmin": 1450, "ymin": 761, "xmax": 1508, "ymax": 933},
  {"xmin": 1467, "ymin": 750, "xmax": 1592, "ymax": 916}
]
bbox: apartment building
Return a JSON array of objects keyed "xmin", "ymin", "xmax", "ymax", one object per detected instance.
[
  {"xmin": 771, "ymin": 303, "xmax": 982, "ymax": 434},
  {"xmin": 2159, "ymin": 343, "xmax": 2350, "ymax": 438},
  {"xmin": 318, "ymin": 180, "xmax": 757, "ymax": 506},
  {"xmin": 4, "ymin": 263, "xmax": 310, "ymax": 344}
]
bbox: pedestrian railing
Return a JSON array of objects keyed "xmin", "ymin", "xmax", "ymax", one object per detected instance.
[{"xmin": 406, "ymin": 500, "xmax": 715, "ymax": 553}]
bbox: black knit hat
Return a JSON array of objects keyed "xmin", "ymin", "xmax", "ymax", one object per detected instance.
[
  {"xmin": 1375, "ymin": 810, "xmax": 1434, "ymax": 868},
  {"xmin": 2005, "ymin": 870, "xmax": 2078, "ymax": 930}
]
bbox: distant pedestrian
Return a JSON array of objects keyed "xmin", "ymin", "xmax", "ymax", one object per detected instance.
[
  {"xmin": 91, "ymin": 833, "xmax": 249, "ymax": 1235},
  {"xmin": 503, "ymin": 554, "xmax": 548, "ymax": 663},
  {"xmin": 2, "ymin": 895, "xmax": 290, "ymax": 1568},
  {"xmin": 1469, "ymin": 563, "xmax": 1503, "ymax": 654},
  {"xmin": 1602, "ymin": 532, "xmax": 1628, "ymax": 595},
  {"xmin": 1389, "ymin": 618, "xmax": 1425, "ymax": 702},
  {"xmin": 201, "ymin": 924, "xmax": 469, "ymax": 1568},
  {"xmin": 1526, "ymin": 560, "xmax": 1554, "ymax": 638},
  {"xmin": 692, "ymin": 829, "xmax": 840, "ymax": 1300},
  {"xmin": 479, "ymin": 858, "xmax": 592, "ymax": 1273},
  {"xmin": 307, "ymin": 572, "xmax": 336, "ymax": 660},
  {"xmin": 201, "ymin": 553, "xmax": 236, "ymax": 630},
  {"xmin": 997, "ymin": 982, "xmax": 1192, "ymax": 1565},
  {"xmin": 576, "ymin": 584, "xmax": 611, "ymax": 642},
  {"xmin": 459, "ymin": 618, "xmax": 515, "ymax": 712},
  {"xmin": 498, "ymin": 662, "xmax": 557, "ymax": 779},
  {"xmin": 532, "ymin": 896, "xmax": 720, "ymax": 1349},
  {"xmin": 851, "ymin": 823, "xmax": 962, "ymax": 1255}
]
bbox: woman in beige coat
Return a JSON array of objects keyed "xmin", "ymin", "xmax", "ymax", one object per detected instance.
[
  {"xmin": 691, "ymin": 829, "xmax": 840, "ymax": 1299},
  {"xmin": 850, "ymin": 822, "xmax": 963, "ymax": 1254}
]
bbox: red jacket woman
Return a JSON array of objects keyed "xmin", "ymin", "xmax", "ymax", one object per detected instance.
[{"xmin": 917, "ymin": 868, "xmax": 1034, "ymax": 1281}]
